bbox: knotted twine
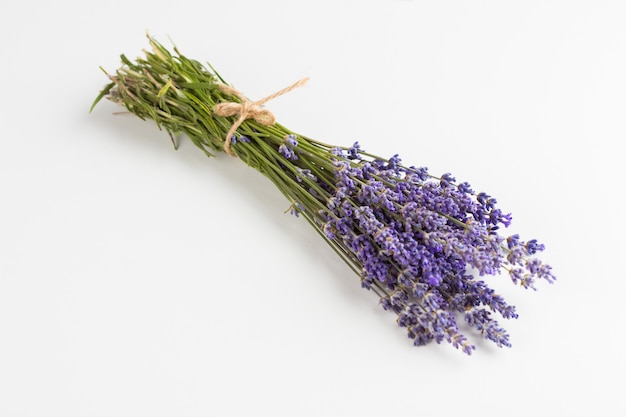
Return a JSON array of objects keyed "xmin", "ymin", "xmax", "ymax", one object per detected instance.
[{"xmin": 213, "ymin": 78, "xmax": 309, "ymax": 156}]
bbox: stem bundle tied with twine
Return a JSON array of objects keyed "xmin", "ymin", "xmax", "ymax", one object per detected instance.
[
  {"xmin": 92, "ymin": 35, "xmax": 555, "ymax": 355},
  {"xmin": 213, "ymin": 78, "xmax": 309, "ymax": 156}
]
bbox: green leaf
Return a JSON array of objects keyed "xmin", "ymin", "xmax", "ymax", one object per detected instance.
[
  {"xmin": 179, "ymin": 82, "xmax": 218, "ymax": 90},
  {"xmin": 89, "ymin": 82, "xmax": 114, "ymax": 113},
  {"xmin": 157, "ymin": 78, "xmax": 173, "ymax": 98}
]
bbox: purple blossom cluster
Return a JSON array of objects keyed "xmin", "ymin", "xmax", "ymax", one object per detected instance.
[
  {"xmin": 279, "ymin": 134, "xmax": 299, "ymax": 161},
  {"xmin": 317, "ymin": 143, "xmax": 555, "ymax": 354}
]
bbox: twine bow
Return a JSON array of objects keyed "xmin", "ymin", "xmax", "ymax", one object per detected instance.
[{"xmin": 213, "ymin": 77, "xmax": 309, "ymax": 156}]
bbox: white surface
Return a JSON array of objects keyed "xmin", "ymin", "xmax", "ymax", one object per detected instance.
[{"xmin": 1, "ymin": 1, "xmax": 624, "ymax": 416}]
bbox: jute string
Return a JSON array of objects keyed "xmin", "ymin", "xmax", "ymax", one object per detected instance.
[{"xmin": 213, "ymin": 78, "xmax": 309, "ymax": 156}]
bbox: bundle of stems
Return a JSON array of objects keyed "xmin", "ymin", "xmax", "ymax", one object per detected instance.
[{"xmin": 92, "ymin": 35, "xmax": 555, "ymax": 354}]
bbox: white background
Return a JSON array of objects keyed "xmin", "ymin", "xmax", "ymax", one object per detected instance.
[{"xmin": 1, "ymin": 1, "xmax": 624, "ymax": 416}]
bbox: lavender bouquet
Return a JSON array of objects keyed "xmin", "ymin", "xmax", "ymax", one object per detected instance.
[{"xmin": 92, "ymin": 36, "xmax": 555, "ymax": 355}]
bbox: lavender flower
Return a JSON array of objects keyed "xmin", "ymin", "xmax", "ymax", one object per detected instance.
[
  {"xmin": 93, "ymin": 36, "xmax": 556, "ymax": 355},
  {"xmin": 279, "ymin": 134, "xmax": 299, "ymax": 160},
  {"xmin": 316, "ymin": 144, "xmax": 555, "ymax": 353}
]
